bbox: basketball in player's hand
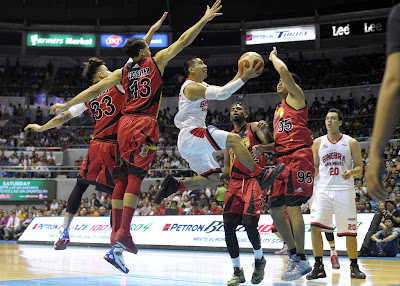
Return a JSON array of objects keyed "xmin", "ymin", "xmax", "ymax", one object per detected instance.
[{"xmin": 238, "ymin": 52, "xmax": 264, "ymax": 78}]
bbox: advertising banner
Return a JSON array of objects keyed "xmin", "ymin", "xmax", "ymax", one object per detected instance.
[
  {"xmin": 27, "ymin": 33, "xmax": 95, "ymax": 48},
  {"xmin": 320, "ymin": 17, "xmax": 387, "ymax": 38},
  {"xmin": 19, "ymin": 214, "xmax": 374, "ymax": 251},
  {"xmin": 100, "ymin": 33, "xmax": 168, "ymax": 48},
  {"xmin": 0, "ymin": 180, "xmax": 56, "ymax": 201},
  {"xmin": 246, "ymin": 25, "xmax": 316, "ymax": 45}
]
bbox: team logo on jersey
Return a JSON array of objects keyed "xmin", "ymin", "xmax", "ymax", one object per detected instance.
[
  {"xmin": 274, "ymin": 107, "xmax": 284, "ymax": 120},
  {"xmin": 322, "ymin": 144, "xmax": 328, "ymax": 149},
  {"xmin": 342, "ymin": 144, "xmax": 347, "ymax": 146},
  {"xmin": 242, "ymin": 137, "xmax": 250, "ymax": 148},
  {"xmin": 295, "ymin": 187, "xmax": 303, "ymax": 193},
  {"xmin": 139, "ymin": 144, "xmax": 156, "ymax": 157}
]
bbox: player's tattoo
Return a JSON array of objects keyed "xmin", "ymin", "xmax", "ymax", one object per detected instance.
[{"xmin": 52, "ymin": 111, "xmax": 73, "ymax": 124}]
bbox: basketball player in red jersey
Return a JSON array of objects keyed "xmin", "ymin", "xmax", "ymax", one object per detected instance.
[
  {"xmin": 27, "ymin": 57, "xmax": 125, "ymax": 251},
  {"xmin": 50, "ymin": 0, "xmax": 223, "ymax": 258},
  {"xmin": 265, "ymin": 47, "xmax": 314, "ymax": 280},
  {"xmin": 221, "ymin": 103, "xmax": 273, "ymax": 286}
]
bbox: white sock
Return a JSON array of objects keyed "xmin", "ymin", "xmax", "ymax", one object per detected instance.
[
  {"xmin": 253, "ymin": 248, "xmax": 263, "ymax": 260},
  {"xmin": 231, "ymin": 257, "xmax": 241, "ymax": 268},
  {"xmin": 63, "ymin": 217, "xmax": 73, "ymax": 229},
  {"xmin": 114, "ymin": 246, "xmax": 123, "ymax": 255}
]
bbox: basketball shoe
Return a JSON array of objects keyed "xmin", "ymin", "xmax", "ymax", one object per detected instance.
[
  {"xmin": 306, "ymin": 263, "xmax": 327, "ymax": 280},
  {"xmin": 154, "ymin": 174, "xmax": 179, "ymax": 204},
  {"xmin": 104, "ymin": 247, "xmax": 129, "ymax": 274},
  {"xmin": 54, "ymin": 228, "xmax": 70, "ymax": 250},
  {"xmin": 275, "ymin": 244, "xmax": 288, "ymax": 255},
  {"xmin": 227, "ymin": 267, "xmax": 245, "ymax": 286},
  {"xmin": 251, "ymin": 256, "xmax": 266, "ymax": 284},
  {"xmin": 331, "ymin": 255, "xmax": 340, "ymax": 269},
  {"xmin": 256, "ymin": 164, "xmax": 285, "ymax": 191},
  {"xmin": 350, "ymin": 264, "xmax": 366, "ymax": 279},
  {"xmin": 114, "ymin": 229, "xmax": 138, "ymax": 254},
  {"xmin": 281, "ymin": 254, "xmax": 312, "ymax": 281}
]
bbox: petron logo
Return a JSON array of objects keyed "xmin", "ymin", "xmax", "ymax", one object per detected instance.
[
  {"xmin": 162, "ymin": 221, "xmax": 275, "ymax": 235},
  {"xmin": 105, "ymin": 35, "xmax": 123, "ymax": 47},
  {"xmin": 246, "ymin": 34, "xmax": 253, "ymax": 41}
]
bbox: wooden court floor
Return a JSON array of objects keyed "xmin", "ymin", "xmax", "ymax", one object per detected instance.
[{"xmin": 0, "ymin": 243, "xmax": 399, "ymax": 286}]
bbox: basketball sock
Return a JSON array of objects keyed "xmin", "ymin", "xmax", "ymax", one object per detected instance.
[
  {"xmin": 177, "ymin": 181, "xmax": 186, "ymax": 192},
  {"xmin": 112, "ymin": 208, "xmax": 123, "ymax": 233},
  {"xmin": 350, "ymin": 259, "xmax": 358, "ymax": 267},
  {"xmin": 231, "ymin": 256, "xmax": 241, "ymax": 268},
  {"xmin": 63, "ymin": 216, "xmax": 73, "ymax": 230},
  {"xmin": 253, "ymin": 247, "xmax": 263, "ymax": 260},
  {"xmin": 315, "ymin": 256, "xmax": 323, "ymax": 265},
  {"xmin": 330, "ymin": 244, "xmax": 337, "ymax": 256},
  {"xmin": 120, "ymin": 206, "xmax": 136, "ymax": 233},
  {"xmin": 289, "ymin": 248, "xmax": 297, "ymax": 256}
]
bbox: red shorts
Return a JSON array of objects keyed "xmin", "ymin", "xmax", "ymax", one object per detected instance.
[
  {"xmin": 114, "ymin": 115, "xmax": 159, "ymax": 179},
  {"xmin": 223, "ymin": 177, "xmax": 267, "ymax": 218},
  {"xmin": 78, "ymin": 139, "xmax": 117, "ymax": 194},
  {"xmin": 269, "ymin": 148, "xmax": 314, "ymax": 208}
]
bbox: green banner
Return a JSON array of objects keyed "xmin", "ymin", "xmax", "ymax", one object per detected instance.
[
  {"xmin": 0, "ymin": 180, "xmax": 56, "ymax": 201},
  {"xmin": 27, "ymin": 33, "xmax": 95, "ymax": 48}
]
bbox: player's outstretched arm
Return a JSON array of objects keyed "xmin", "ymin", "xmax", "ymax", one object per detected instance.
[
  {"xmin": 312, "ymin": 137, "xmax": 321, "ymax": 177},
  {"xmin": 184, "ymin": 63, "xmax": 262, "ymax": 101},
  {"xmin": 25, "ymin": 102, "xmax": 87, "ymax": 132},
  {"xmin": 50, "ymin": 69, "xmax": 123, "ymax": 113},
  {"xmin": 269, "ymin": 47, "xmax": 304, "ymax": 101},
  {"xmin": 220, "ymin": 149, "xmax": 231, "ymax": 181},
  {"xmin": 24, "ymin": 110, "xmax": 74, "ymax": 132},
  {"xmin": 154, "ymin": 0, "xmax": 222, "ymax": 74},
  {"xmin": 367, "ymin": 54, "xmax": 400, "ymax": 200},
  {"xmin": 143, "ymin": 12, "xmax": 168, "ymax": 46}
]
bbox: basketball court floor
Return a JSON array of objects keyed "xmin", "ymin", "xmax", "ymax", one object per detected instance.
[{"xmin": 0, "ymin": 243, "xmax": 399, "ymax": 286}]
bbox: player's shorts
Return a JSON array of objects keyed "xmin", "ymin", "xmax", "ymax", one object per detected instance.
[
  {"xmin": 310, "ymin": 188, "xmax": 357, "ymax": 237},
  {"xmin": 78, "ymin": 138, "xmax": 117, "ymax": 194},
  {"xmin": 223, "ymin": 177, "xmax": 266, "ymax": 218},
  {"xmin": 114, "ymin": 114, "xmax": 159, "ymax": 179},
  {"xmin": 177, "ymin": 125, "xmax": 227, "ymax": 176},
  {"xmin": 269, "ymin": 147, "xmax": 314, "ymax": 208}
]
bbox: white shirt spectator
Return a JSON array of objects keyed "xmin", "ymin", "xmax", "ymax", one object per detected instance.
[{"xmin": 50, "ymin": 201, "xmax": 59, "ymax": 211}]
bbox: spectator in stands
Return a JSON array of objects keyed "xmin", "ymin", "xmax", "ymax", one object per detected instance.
[
  {"xmin": 209, "ymin": 199, "xmax": 222, "ymax": 214},
  {"xmin": 215, "ymin": 181, "xmax": 227, "ymax": 206},
  {"xmin": 98, "ymin": 206, "xmax": 108, "ymax": 216},
  {"xmin": 190, "ymin": 202, "xmax": 205, "ymax": 215},
  {"xmin": 183, "ymin": 202, "xmax": 193, "ymax": 215},
  {"xmin": 370, "ymin": 218, "xmax": 399, "ymax": 257},
  {"xmin": 21, "ymin": 213, "xmax": 34, "ymax": 232},
  {"xmin": 50, "ymin": 198, "xmax": 59, "ymax": 211},
  {"xmin": 168, "ymin": 200, "xmax": 184, "ymax": 215},
  {"xmin": 0, "ymin": 212, "xmax": 10, "ymax": 239},
  {"xmin": 79, "ymin": 208, "xmax": 88, "ymax": 216},
  {"xmin": 198, "ymin": 193, "xmax": 209, "ymax": 209},
  {"xmin": 88, "ymin": 206, "xmax": 100, "ymax": 216},
  {"xmin": 4, "ymin": 211, "xmax": 20, "ymax": 240},
  {"xmin": 35, "ymin": 106, "xmax": 43, "ymax": 125},
  {"xmin": 381, "ymin": 199, "xmax": 400, "ymax": 235}
]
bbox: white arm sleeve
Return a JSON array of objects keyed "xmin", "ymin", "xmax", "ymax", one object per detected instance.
[
  {"xmin": 204, "ymin": 78, "xmax": 245, "ymax": 100},
  {"xmin": 68, "ymin": 103, "xmax": 88, "ymax": 117}
]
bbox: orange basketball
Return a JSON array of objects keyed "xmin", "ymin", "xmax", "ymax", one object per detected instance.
[{"xmin": 238, "ymin": 52, "xmax": 264, "ymax": 78}]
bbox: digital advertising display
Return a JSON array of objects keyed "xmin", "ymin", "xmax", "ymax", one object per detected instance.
[
  {"xmin": 0, "ymin": 180, "xmax": 56, "ymax": 201},
  {"xmin": 100, "ymin": 33, "xmax": 168, "ymax": 48}
]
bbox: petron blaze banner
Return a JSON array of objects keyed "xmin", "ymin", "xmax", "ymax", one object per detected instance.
[{"xmin": 0, "ymin": 180, "xmax": 56, "ymax": 201}]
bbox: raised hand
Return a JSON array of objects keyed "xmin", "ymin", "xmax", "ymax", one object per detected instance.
[
  {"xmin": 24, "ymin": 124, "xmax": 43, "ymax": 132},
  {"xmin": 203, "ymin": 0, "xmax": 223, "ymax": 22}
]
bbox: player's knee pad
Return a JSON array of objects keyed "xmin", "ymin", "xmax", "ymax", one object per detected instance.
[{"xmin": 325, "ymin": 232, "xmax": 334, "ymax": 242}]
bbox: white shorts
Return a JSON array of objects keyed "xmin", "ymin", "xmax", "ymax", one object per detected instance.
[
  {"xmin": 310, "ymin": 188, "xmax": 357, "ymax": 237},
  {"xmin": 177, "ymin": 125, "xmax": 228, "ymax": 176}
]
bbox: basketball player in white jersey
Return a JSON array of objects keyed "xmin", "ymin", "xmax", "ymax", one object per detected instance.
[
  {"xmin": 154, "ymin": 58, "xmax": 285, "ymax": 204},
  {"xmin": 307, "ymin": 109, "xmax": 366, "ymax": 280}
]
